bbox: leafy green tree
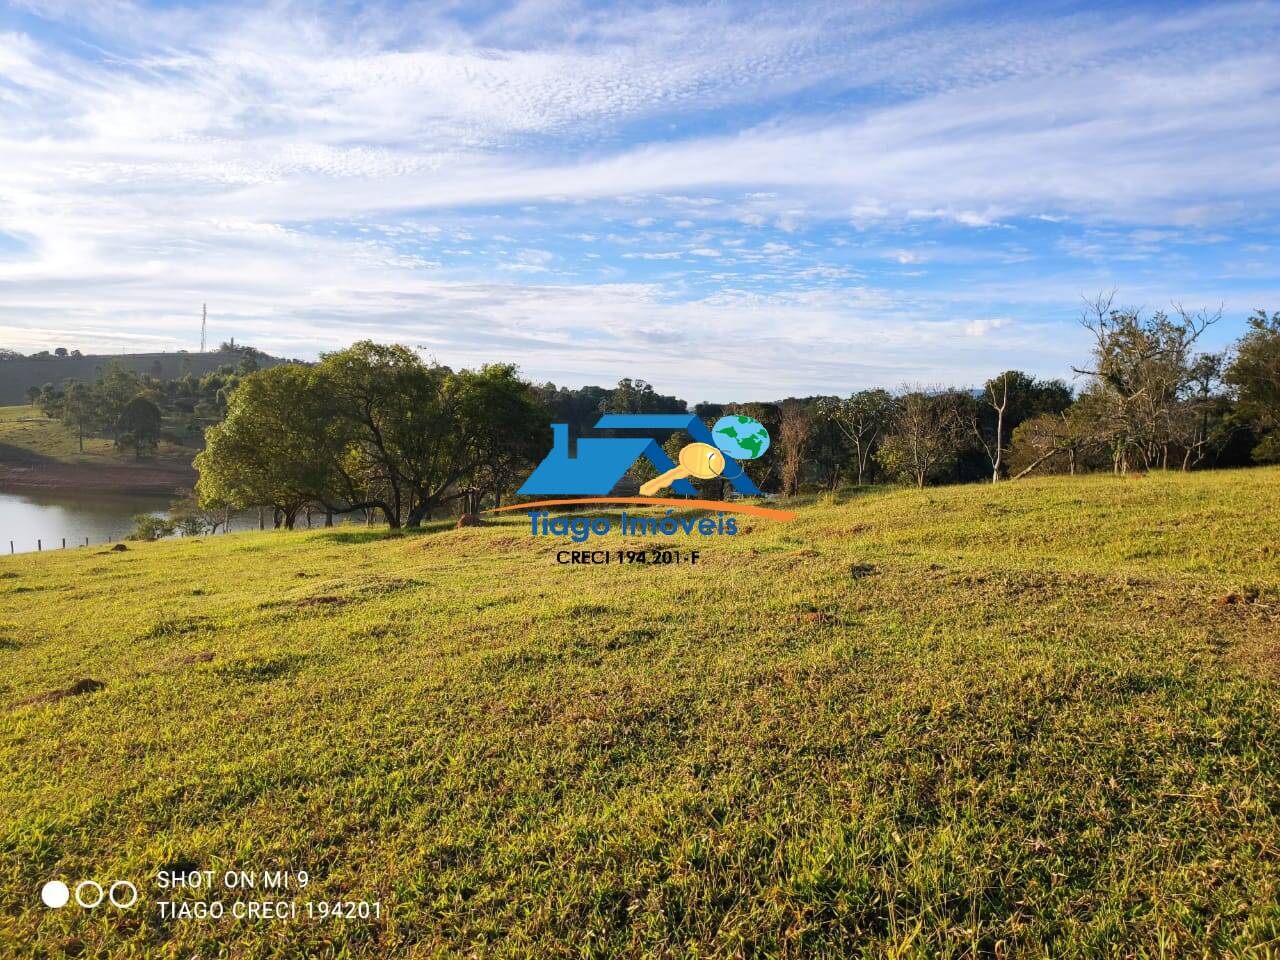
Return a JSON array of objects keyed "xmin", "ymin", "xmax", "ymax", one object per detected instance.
[
  {"xmin": 129, "ymin": 514, "xmax": 175, "ymax": 541},
  {"xmin": 1225, "ymin": 309, "xmax": 1280, "ymax": 462},
  {"xmin": 60, "ymin": 382, "xmax": 97, "ymax": 452},
  {"xmin": 316, "ymin": 342, "xmax": 453, "ymax": 528},
  {"xmin": 533, "ymin": 383, "xmax": 612, "ymax": 437},
  {"xmin": 818, "ymin": 389, "xmax": 896, "ymax": 485},
  {"xmin": 116, "ymin": 396, "xmax": 161, "ymax": 458},
  {"xmin": 877, "ymin": 388, "xmax": 970, "ymax": 488},
  {"xmin": 197, "ymin": 343, "xmax": 549, "ymax": 529},
  {"xmin": 453, "ymin": 364, "xmax": 550, "ymax": 512},
  {"xmin": 195, "ymin": 364, "xmax": 330, "ymax": 529},
  {"xmin": 1074, "ymin": 292, "xmax": 1220, "ymax": 473},
  {"xmin": 96, "ymin": 363, "xmax": 145, "ymax": 436},
  {"xmin": 33, "ymin": 383, "xmax": 63, "ymax": 417},
  {"xmin": 602, "ymin": 378, "xmax": 686, "ymax": 414}
]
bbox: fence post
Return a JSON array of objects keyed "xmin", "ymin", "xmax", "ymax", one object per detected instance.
[
  {"xmin": 62, "ymin": 538, "xmax": 66, "ymax": 549},
  {"xmin": 37, "ymin": 539, "xmax": 41, "ymax": 551}
]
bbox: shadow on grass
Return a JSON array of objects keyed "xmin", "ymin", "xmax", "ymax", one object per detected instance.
[{"xmin": 0, "ymin": 440, "xmax": 57, "ymax": 466}]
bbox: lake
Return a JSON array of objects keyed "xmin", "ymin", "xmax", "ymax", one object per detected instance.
[
  {"xmin": 0, "ymin": 489, "xmax": 282, "ymax": 555},
  {"xmin": 0, "ymin": 488, "xmax": 173, "ymax": 554},
  {"xmin": 0, "ymin": 489, "xmax": 370, "ymax": 554}
]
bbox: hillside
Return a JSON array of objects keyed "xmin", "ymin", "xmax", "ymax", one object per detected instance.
[
  {"xmin": 1, "ymin": 470, "xmax": 1279, "ymax": 957},
  {"xmin": 0, "ymin": 405, "xmax": 197, "ymax": 493},
  {"xmin": 0, "ymin": 349, "xmax": 289, "ymax": 405}
]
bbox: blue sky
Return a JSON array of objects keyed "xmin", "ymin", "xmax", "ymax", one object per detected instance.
[{"xmin": 0, "ymin": 0, "xmax": 1277, "ymax": 401}]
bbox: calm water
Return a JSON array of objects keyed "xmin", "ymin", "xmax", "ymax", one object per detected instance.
[
  {"xmin": 0, "ymin": 489, "xmax": 359, "ymax": 555},
  {"xmin": 0, "ymin": 488, "xmax": 172, "ymax": 554}
]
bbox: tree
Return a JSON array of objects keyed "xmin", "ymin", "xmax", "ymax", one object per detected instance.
[
  {"xmin": 169, "ymin": 493, "xmax": 229, "ymax": 536},
  {"xmin": 96, "ymin": 363, "xmax": 145, "ymax": 439},
  {"xmin": 973, "ymin": 372, "xmax": 1073, "ymax": 482},
  {"xmin": 316, "ymin": 342, "xmax": 458, "ymax": 528},
  {"xmin": 602, "ymin": 378, "xmax": 686, "ymax": 414},
  {"xmin": 976, "ymin": 373, "xmax": 1010, "ymax": 483},
  {"xmin": 129, "ymin": 514, "xmax": 175, "ymax": 541},
  {"xmin": 1225, "ymin": 309, "xmax": 1280, "ymax": 462},
  {"xmin": 33, "ymin": 383, "xmax": 63, "ymax": 417},
  {"xmin": 777, "ymin": 402, "xmax": 813, "ymax": 497},
  {"xmin": 1167, "ymin": 352, "xmax": 1230, "ymax": 469},
  {"xmin": 818, "ymin": 389, "xmax": 895, "ymax": 486},
  {"xmin": 197, "ymin": 343, "xmax": 550, "ymax": 530},
  {"xmin": 116, "ymin": 396, "xmax": 162, "ymax": 458},
  {"xmin": 1007, "ymin": 402, "xmax": 1106, "ymax": 478},
  {"xmin": 722, "ymin": 401, "xmax": 780, "ymax": 491},
  {"xmin": 877, "ymin": 387, "xmax": 969, "ymax": 488},
  {"xmin": 1074, "ymin": 291, "xmax": 1220, "ymax": 473},
  {"xmin": 454, "ymin": 364, "xmax": 550, "ymax": 512},
  {"xmin": 195, "ymin": 364, "xmax": 334, "ymax": 529},
  {"xmin": 61, "ymin": 382, "xmax": 97, "ymax": 452}
]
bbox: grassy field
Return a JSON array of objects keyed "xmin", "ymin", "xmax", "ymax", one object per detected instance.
[
  {"xmin": 0, "ymin": 405, "xmax": 195, "ymax": 467},
  {"xmin": 1, "ymin": 469, "xmax": 1278, "ymax": 957}
]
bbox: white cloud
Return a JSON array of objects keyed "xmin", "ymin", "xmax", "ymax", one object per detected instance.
[
  {"xmin": 0, "ymin": 0, "xmax": 1277, "ymax": 393},
  {"xmin": 964, "ymin": 318, "xmax": 1012, "ymax": 337}
]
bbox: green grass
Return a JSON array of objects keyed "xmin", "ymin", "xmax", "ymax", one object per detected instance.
[
  {"xmin": 2, "ymin": 470, "xmax": 1279, "ymax": 957},
  {"xmin": 0, "ymin": 404, "xmax": 195, "ymax": 465}
]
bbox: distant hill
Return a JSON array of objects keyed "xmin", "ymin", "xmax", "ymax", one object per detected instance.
[{"xmin": 0, "ymin": 349, "xmax": 292, "ymax": 404}]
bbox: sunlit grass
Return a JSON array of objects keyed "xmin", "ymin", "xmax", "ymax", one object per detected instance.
[
  {"xmin": 0, "ymin": 404, "xmax": 194, "ymax": 465},
  {"xmin": 1, "ymin": 469, "xmax": 1278, "ymax": 957}
]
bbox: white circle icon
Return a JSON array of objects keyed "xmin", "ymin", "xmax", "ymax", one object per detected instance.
[
  {"xmin": 41, "ymin": 880, "xmax": 70, "ymax": 908},
  {"xmin": 108, "ymin": 881, "xmax": 138, "ymax": 909},
  {"xmin": 75, "ymin": 880, "xmax": 105, "ymax": 909}
]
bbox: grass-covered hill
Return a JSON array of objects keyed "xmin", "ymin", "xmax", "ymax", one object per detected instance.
[
  {"xmin": 0, "ymin": 350, "xmax": 286, "ymax": 406},
  {"xmin": 0, "ymin": 404, "xmax": 196, "ymax": 493},
  {"xmin": 1, "ymin": 470, "xmax": 1278, "ymax": 957}
]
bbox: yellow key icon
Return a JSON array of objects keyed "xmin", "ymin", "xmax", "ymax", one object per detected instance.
[{"xmin": 639, "ymin": 442, "xmax": 726, "ymax": 496}]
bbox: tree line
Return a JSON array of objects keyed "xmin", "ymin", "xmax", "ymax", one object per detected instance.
[
  {"xmin": 187, "ymin": 297, "xmax": 1277, "ymax": 529},
  {"xmin": 15, "ymin": 294, "xmax": 1278, "ymax": 530},
  {"xmin": 767, "ymin": 296, "xmax": 1278, "ymax": 490}
]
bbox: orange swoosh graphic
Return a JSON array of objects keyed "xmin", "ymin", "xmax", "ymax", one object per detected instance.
[{"xmin": 486, "ymin": 497, "xmax": 796, "ymax": 521}]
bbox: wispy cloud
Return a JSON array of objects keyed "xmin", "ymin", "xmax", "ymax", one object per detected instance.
[{"xmin": 0, "ymin": 0, "xmax": 1278, "ymax": 396}]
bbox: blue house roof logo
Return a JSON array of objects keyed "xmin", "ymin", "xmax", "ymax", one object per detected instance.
[{"xmin": 518, "ymin": 414, "xmax": 763, "ymax": 497}]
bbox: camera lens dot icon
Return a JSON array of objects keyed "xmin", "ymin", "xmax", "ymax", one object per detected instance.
[
  {"xmin": 41, "ymin": 880, "xmax": 70, "ymax": 909},
  {"xmin": 75, "ymin": 881, "xmax": 105, "ymax": 909}
]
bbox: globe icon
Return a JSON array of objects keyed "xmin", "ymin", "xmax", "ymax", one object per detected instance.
[{"xmin": 711, "ymin": 415, "xmax": 770, "ymax": 460}]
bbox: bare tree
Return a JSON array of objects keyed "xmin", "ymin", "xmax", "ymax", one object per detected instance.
[
  {"xmin": 777, "ymin": 402, "xmax": 813, "ymax": 497},
  {"xmin": 973, "ymin": 373, "xmax": 1010, "ymax": 483}
]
